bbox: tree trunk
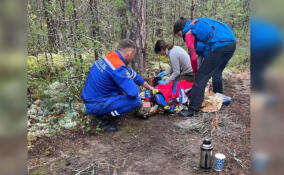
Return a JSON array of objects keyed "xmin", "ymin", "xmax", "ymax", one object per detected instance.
[
  {"xmin": 190, "ymin": 0, "xmax": 195, "ymax": 19},
  {"xmin": 126, "ymin": 0, "xmax": 147, "ymax": 76},
  {"xmin": 89, "ymin": 0, "xmax": 100, "ymax": 59},
  {"xmin": 243, "ymin": 0, "xmax": 250, "ymax": 32},
  {"xmin": 151, "ymin": 0, "xmax": 156, "ymax": 46},
  {"xmin": 72, "ymin": 0, "xmax": 81, "ymax": 60},
  {"xmin": 156, "ymin": 0, "xmax": 163, "ymax": 39},
  {"xmin": 119, "ymin": 1, "xmax": 128, "ymax": 39},
  {"xmin": 172, "ymin": 0, "xmax": 177, "ymax": 44},
  {"xmin": 178, "ymin": 0, "xmax": 181, "ymax": 17},
  {"xmin": 58, "ymin": 0, "xmax": 66, "ymax": 51},
  {"xmin": 43, "ymin": 0, "xmax": 58, "ymax": 53}
]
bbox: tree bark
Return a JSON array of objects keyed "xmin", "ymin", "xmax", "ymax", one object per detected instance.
[
  {"xmin": 151, "ymin": 0, "xmax": 156, "ymax": 46},
  {"xmin": 43, "ymin": 0, "xmax": 59, "ymax": 53},
  {"xmin": 58, "ymin": 0, "xmax": 66, "ymax": 51},
  {"xmin": 89, "ymin": 0, "xmax": 100, "ymax": 59},
  {"xmin": 119, "ymin": 1, "xmax": 128, "ymax": 39},
  {"xmin": 126, "ymin": 0, "xmax": 147, "ymax": 76},
  {"xmin": 156, "ymin": 0, "xmax": 163, "ymax": 39},
  {"xmin": 190, "ymin": 0, "xmax": 195, "ymax": 19},
  {"xmin": 172, "ymin": 0, "xmax": 177, "ymax": 44},
  {"xmin": 71, "ymin": 0, "xmax": 82, "ymax": 61}
]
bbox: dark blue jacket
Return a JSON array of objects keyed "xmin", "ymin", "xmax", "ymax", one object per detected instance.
[
  {"xmin": 82, "ymin": 50, "xmax": 144, "ymax": 104},
  {"xmin": 182, "ymin": 17, "xmax": 236, "ymax": 56}
]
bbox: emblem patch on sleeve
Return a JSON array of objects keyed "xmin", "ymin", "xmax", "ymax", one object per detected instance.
[{"xmin": 125, "ymin": 70, "xmax": 131, "ymax": 78}]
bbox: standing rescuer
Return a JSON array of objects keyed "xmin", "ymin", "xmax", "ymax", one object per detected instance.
[
  {"xmin": 174, "ymin": 17, "xmax": 237, "ymax": 117},
  {"xmin": 82, "ymin": 39, "xmax": 156, "ymax": 132}
]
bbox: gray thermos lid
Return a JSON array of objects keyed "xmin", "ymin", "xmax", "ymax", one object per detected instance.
[{"xmin": 201, "ymin": 139, "xmax": 213, "ymax": 150}]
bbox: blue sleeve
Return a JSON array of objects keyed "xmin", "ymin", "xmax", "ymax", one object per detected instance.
[
  {"xmin": 112, "ymin": 66, "xmax": 139, "ymax": 98},
  {"xmin": 127, "ymin": 67, "xmax": 145, "ymax": 86}
]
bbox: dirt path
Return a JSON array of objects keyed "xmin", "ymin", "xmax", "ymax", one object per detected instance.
[{"xmin": 28, "ymin": 72, "xmax": 250, "ymax": 175}]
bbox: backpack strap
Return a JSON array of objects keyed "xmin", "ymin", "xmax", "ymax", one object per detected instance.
[
  {"xmin": 190, "ymin": 19, "xmax": 198, "ymax": 25},
  {"xmin": 182, "ymin": 19, "xmax": 198, "ymax": 41}
]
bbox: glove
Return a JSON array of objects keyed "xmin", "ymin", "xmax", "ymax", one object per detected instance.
[
  {"xmin": 157, "ymin": 71, "xmax": 165, "ymax": 78},
  {"xmin": 164, "ymin": 105, "xmax": 171, "ymax": 110},
  {"xmin": 151, "ymin": 89, "xmax": 159, "ymax": 96},
  {"xmin": 158, "ymin": 80, "xmax": 168, "ymax": 85}
]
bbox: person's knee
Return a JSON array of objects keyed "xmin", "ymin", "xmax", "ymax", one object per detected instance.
[
  {"xmin": 121, "ymin": 96, "xmax": 142, "ymax": 114},
  {"xmin": 193, "ymin": 79, "xmax": 208, "ymax": 89},
  {"xmin": 132, "ymin": 96, "xmax": 142, "ymax": 109}
]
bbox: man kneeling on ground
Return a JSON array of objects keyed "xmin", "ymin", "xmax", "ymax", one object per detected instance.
[{"xmin": 82, "ymin": 39, "xmax": 156, "ymax": 132}]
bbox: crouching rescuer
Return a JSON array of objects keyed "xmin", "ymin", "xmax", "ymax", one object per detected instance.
[{"xmin": 82, "ymin": 39, "xmax": 156, "ymax": 132}]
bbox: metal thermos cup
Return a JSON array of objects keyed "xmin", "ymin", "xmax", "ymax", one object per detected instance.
[{"xmin": 200, "ymin": 139, "xmax": 213, "ymax": 170}]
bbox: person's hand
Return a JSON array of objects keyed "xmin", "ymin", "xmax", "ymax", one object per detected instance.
[
  {"xmin": 157, "ymin": 71, "xmax": 165, "ymax": 78},
  {"xmin": 158, "ymin": 80, "xmax": 168, "ymax": 85}
]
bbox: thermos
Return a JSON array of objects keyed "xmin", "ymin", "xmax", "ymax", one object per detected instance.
[{"xmin": 200, "ymin": 139, "xmax": 213, "ymax": 170}]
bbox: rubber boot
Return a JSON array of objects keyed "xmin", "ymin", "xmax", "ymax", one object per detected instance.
[
  {"xmin": 178, "ymin": 109, "xmax": 199, "ymax": 118},
  {"xmin": 94, "ymin": 115, "xmax": 118, "ymax": 132}
]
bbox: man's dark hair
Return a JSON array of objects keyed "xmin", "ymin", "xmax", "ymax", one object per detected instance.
[
  {"xmin": 173, "ymin": 17, "xmax": 188, "ymax": 35},
  {"xmin": 154, "ymin": 40, "xmax": 174, "ymax": 53},
  {"xmin": 118, "ymin": 39, "xmax": 137, "ymax": 51}
]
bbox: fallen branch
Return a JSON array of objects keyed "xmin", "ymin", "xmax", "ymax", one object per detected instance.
[
  {"xmin": 74, "ymin": 163, "xmax": 95, "ymax": 175},
  {"xmin": 226, "ymin": 148, "xmax": 248, "ymax": 174}
]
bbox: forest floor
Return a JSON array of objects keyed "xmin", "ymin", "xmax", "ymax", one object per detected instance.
[{"xmin": 28, "ymin": 71, "xmax": 250, "ymax": 175}]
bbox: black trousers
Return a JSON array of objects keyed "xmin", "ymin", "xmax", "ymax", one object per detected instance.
[{"xmin": 189, "ymin": 42, "xmax": 236, "ymax": 110}]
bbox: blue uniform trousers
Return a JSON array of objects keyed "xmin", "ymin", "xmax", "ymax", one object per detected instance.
[{"xmin": 85, "ymin": 95, "xmax": 142, "ymax": 118}]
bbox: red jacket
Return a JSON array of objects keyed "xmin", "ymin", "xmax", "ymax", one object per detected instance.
[
  {"xmin": 156, "ymin": 80, "xmax": 194, "ymax": 104},
  {"xmin": 185, "ymin": 33, "xmax": 198, "ymax": 75}
]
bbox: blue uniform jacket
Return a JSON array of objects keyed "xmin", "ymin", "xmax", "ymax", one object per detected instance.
[
  {"xmin": 82, "ymin": 50, "xmax": 145, "ymax": 107},
  {"xmin": 182, "ymin": 17, "xmax": 236, "ymax": 56}
]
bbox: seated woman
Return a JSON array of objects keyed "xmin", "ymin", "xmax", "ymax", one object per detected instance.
[{"xmin": 154, "ymin": 40, "xmax": 195, "ymax": 83}]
